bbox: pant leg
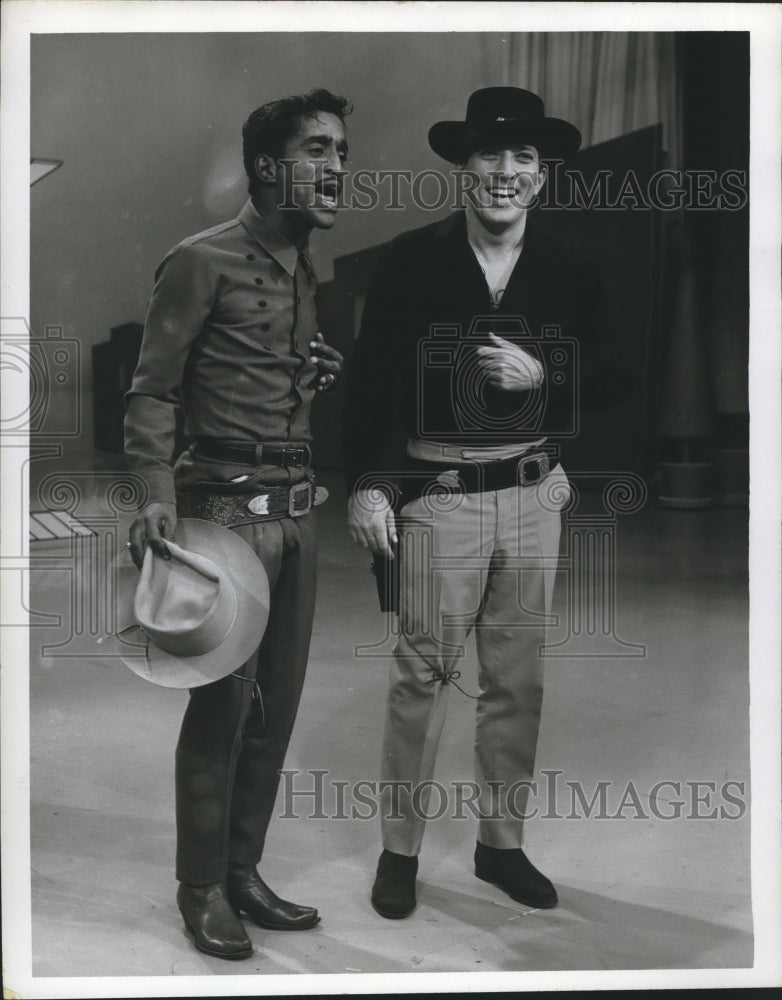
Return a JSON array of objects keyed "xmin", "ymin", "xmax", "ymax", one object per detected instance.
[
  {"xmin": 175, "ymin": 667, "xmax": 256, "ymax": 884},
  {"xmin": 474, "ymin": 467, "xmax": 568, "ymax": 848},
  {"xmin": 380, "ymin": 491, "xmax": 493, "ymax": 856},
  {"xmin": 227, "ymin": 513, "xmax": 317, "ymax": 867},
  {"xmin": 174, "ymin": 514, "xmax": 316, "ymax": 884}
]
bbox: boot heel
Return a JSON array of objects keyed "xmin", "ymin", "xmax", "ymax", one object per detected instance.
[{"xmin": 176, "ymin": 883, "xmax": 254, "ymax": 959}]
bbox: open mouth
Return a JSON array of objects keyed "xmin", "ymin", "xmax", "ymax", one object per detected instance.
[
  {"xmin": 313, "ymin": 182, "xmax": 341, "ymax": 209},
  {"xmin": 485, "ymin": 187, "xmax": 521, "ymax": 205}
]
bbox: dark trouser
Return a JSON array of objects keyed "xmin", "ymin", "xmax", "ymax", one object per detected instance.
[{"xmin": 174, "ymin": 513, "xmax": 317, "ymax": 886}]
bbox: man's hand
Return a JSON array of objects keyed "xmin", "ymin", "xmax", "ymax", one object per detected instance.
[
  {"xmin": 474, "ymin": 332, "xmax": 544, "ymax": 391},
  {"xmin": 308, "ymin": 332, "xmax": 343, "ymax": 392},
  {"xmin": 347, "ymin": 488, "xmax": 397, "ymax": 559},
  {"xmin": 128, "ymin": 501, "xmax": 177, "ymax": 570}
]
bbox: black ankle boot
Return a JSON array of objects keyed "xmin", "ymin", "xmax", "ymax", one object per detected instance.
[
  {"xmin": 226, "ymin": 866, "xmax": 320, "ymax": 930},
  {"xmin": 176, "ymin": 882, "xmax": 253, "ymax": 959},
  {"xmin": 371, "ymin": 849, "xmax": 418, "ymax": 919},
  {"xmin": 474, "ymin": 842, "xmax": 558, "ymax": 908}
]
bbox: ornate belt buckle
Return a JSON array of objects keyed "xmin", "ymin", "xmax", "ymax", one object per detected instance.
[
  {"xmin": 247, "ymin": 494, "xmax": 271, "ymax": 516},
  {"xmin": 520, "ymin": 454, "xmax": 550, "ymax": 486},
  {"xmin": 288, "ymin": 480, "xmax": 313, "ymax": 517}
]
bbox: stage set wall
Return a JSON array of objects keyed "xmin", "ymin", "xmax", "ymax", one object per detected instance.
[
  {"xmin": 30, "ymin": 32, "xmax": 748, "ymax": 494},
  {"xmin": 30, "ymin": 32, "xmax": 510, "ymax": 461}
]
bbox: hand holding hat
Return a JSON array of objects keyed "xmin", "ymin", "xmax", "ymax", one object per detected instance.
[
  {"xmin": 128, "ymin": 500, "xmax": 177, "ymax": 568},
  {"xmin": 113, "ymin": 518, "xmax": 270, "ymax": 688}
]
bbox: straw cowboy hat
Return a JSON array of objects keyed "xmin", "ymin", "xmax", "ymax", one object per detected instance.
[
  {"xmin": 428, "ymin": 87, "xmax": 582, "ymax": 163},
  {"xmin": 112, "ymin": 518, "xmax": 270, "ymax": 688}
]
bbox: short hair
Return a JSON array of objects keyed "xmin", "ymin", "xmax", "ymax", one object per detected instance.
[
  {"xmin": 458, "ymin": 127, "xmax": 542, "ymax": 166},
  {"xmin": 242, "ymin": 88, "xmax": 353, "ymax": 195}
]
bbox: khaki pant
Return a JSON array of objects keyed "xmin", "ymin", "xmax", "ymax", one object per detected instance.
[{"xmin": 380, "ymin": 465, "xmax": 569, "ymax": 855}]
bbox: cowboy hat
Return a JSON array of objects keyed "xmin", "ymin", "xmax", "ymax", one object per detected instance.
[
  {"xmin": 428, "ymin": 87, "xmax": 581, "ymax": 163},
  {"xmin": 111, "ymin": 518, "xmax": 269, "ymax": 688}
]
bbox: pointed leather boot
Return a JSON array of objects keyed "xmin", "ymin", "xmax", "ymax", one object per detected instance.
[
  {"xmin": 177, "ymin": 882, "xmax": 253, "ymax": 959},
  {"xmin": 371, "ymin": 849, "xmax": 418, "ymax": 919},
  {"xmin": 474, "ymin": 842, "xmax": 558, "ymax": 908},
  {"xmin": 226, "ymin": 866, "xmax": 320, "ymax": 930}
]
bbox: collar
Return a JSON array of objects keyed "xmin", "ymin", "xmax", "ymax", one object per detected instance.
[
  {"xmin": 433, "ymin": 207, "xmax": 543, "ymax": 252},
  {"xmin": 428, "ymin": 210, "xmax": 547, "ymax": 305},
  {"xmin": 465, "ymin": 206, "xmax": 526, "ymax": 260},
  {"xmin": 238, "ymin": 200, "xmax": 304, "ymax": 277}
]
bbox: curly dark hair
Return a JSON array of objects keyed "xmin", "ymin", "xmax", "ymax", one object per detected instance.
[{"xmin": 242, "ymin": 88, "xmax": 353, "ymax": 196}]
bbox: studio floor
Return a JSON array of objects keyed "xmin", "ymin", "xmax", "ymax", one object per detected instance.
[{"xmin": 25, "ymin": 455, "xmax": 752, "ymax": 981}]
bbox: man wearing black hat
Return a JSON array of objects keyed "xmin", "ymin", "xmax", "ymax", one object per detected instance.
[
  {"xmin": 345, "ymin": 87, "xmax": 618, "ymax": 918},
  {"xmin": 125, "ymin": 89, "xmax": 348, "ymax": 958}
]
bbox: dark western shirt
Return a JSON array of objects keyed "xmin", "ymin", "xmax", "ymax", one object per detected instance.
[
  {"xmin": 125, "ymin": 200, "xmax": 320, "ymax": 505},
  {"xmin": 343, "ymin": 210, "xmax": 624, "ymax": 493}
]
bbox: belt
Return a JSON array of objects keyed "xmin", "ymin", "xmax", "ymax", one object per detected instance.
[
  {"xmin": 399, "ymin": 451, "xmax": 551, "ymax": 505},
  {"xmin": 193, "ymin": 438, "xmax": 312, "ymax": 468},
  {"xmin": 177, "ymin": 480, "xmax": 328, "ymax": 528}
]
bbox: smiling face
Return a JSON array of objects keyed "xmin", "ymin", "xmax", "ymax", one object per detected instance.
[
  {"xmin": 460, "ymin": 143, "xmax": 546, "ymax": 231},
  {"xmin": 272, "ymin": 111, "xmax": 348, "ymax": 231}
]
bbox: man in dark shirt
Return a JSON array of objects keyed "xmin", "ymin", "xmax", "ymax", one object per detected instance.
[
  {"xmin": 344, "ymin": 88, "xmax": 614, "ymax": 919},
  {"xmin": 125, "ymin": 89, "xmax": 349, "ymax": 959}
]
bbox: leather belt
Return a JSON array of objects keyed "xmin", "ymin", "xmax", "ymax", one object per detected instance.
[
  {"xmin": 399, "ymin": 451, "xmax": 551, "ymax": 505},
  {"xmin": 194, "ymin": 438, "xmax": 312, "ymax": 468},
  {"xmin": 177, "ymin": 480, "xmax": 328, "ymax": 528}
]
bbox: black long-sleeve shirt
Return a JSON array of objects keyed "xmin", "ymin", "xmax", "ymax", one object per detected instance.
[{"xmin": 343, "ymin": 210, "xmax": 624, "ymax": 492}]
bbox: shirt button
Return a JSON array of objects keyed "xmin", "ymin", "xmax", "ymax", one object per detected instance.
[
  {"xmin": 246, "ymin": 253, "xmax": 255, "ymax": 261},
  {"xmin": 261, "ymin": 322, "xmax": 271, "ymax": 332},
  {"xmin": 255, "ymin": 277, "xmax": 264, "ymax": 285},
  {"xmin": 258, "ymin": 300, "xmax": 267, "ymax": 307}
]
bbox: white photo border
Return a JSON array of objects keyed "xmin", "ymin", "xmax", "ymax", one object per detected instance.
[{"xmin": 2, "ymin": 2, "xmax": 780, "ymax": 996}]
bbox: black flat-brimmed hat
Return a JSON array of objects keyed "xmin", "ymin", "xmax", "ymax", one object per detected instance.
[{"xmin": 428, "ymin": 87, "xmax": 581, "ymax": 162}]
